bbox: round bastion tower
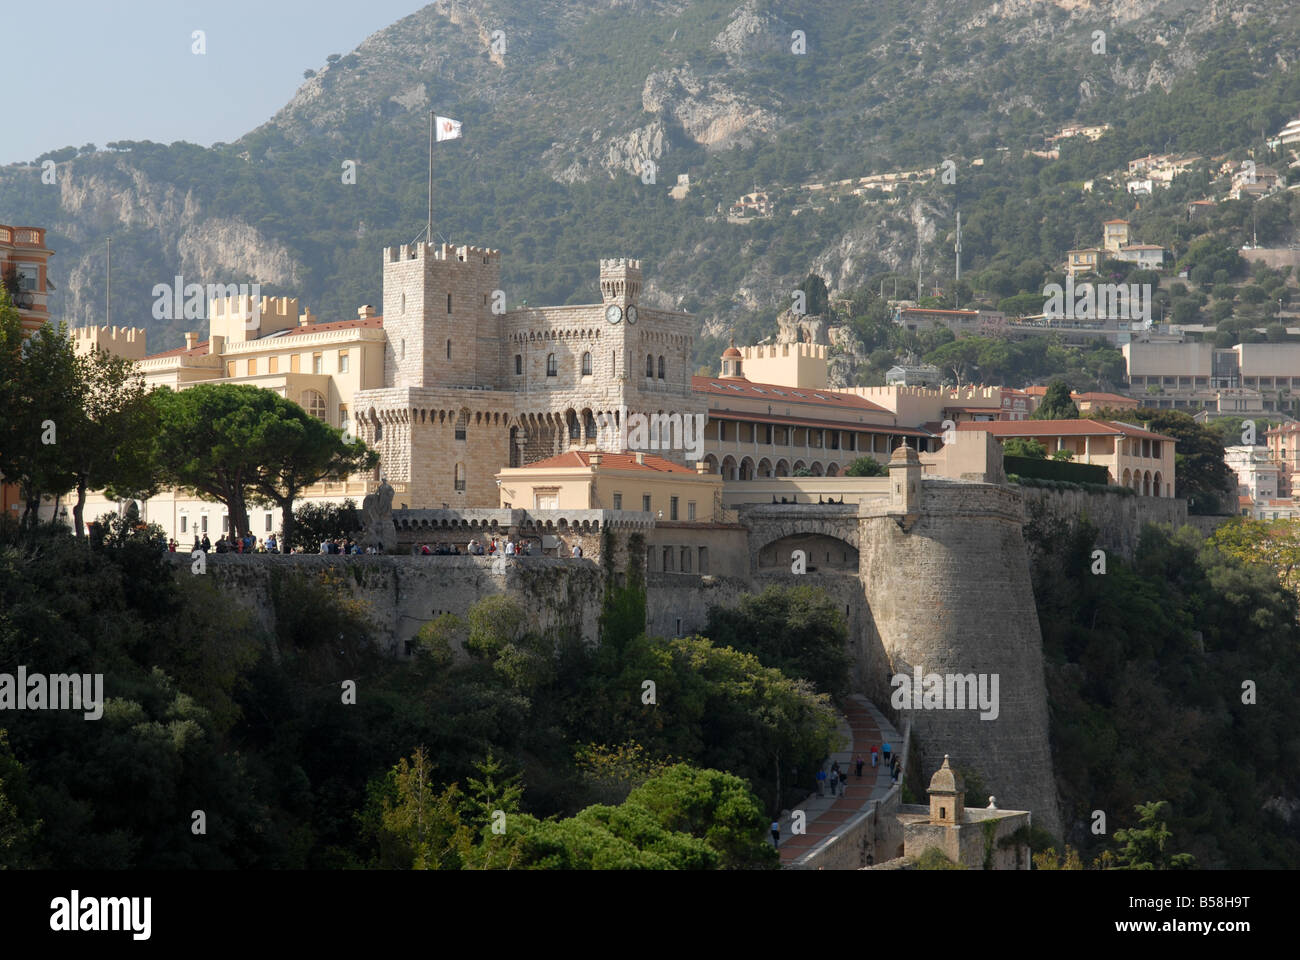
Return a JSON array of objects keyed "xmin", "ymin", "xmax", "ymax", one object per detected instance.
[{"xmin": 858, "ymin": 444, "xmax": 1062, "ymax": 837}]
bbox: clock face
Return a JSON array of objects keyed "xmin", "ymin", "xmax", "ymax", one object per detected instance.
[
  {"xmin": 605, "ymin": 303, "xmax": 623, "ymax": 324},
  {"xmin": 626, "ymin": 305, "xmax": 638, "ymax": 325}
]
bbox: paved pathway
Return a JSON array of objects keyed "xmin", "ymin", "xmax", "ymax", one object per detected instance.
[{"xmin": 775, "ymin": 695, "xmax": 901, "ymax": 866}]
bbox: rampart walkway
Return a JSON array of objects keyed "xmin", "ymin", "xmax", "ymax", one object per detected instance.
[{"xmin": 777, "ymin": 696, "xmax": 902, "ymax": 867}]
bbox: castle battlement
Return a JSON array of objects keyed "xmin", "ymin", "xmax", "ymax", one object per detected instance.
[
  {"xmin": 740, "ymin": 343, "xmax": 828, "ymax": 361},
  {"xmin": 385, "ymin": 242, "xmax": 500, "ymax": 264},
  {"xmin": 72, "ymin": 324, "xmax": 148, "ymax": 359},
  {"xmin": 599, "ymin": 258, "xmax": 642, "ymax": 302}
]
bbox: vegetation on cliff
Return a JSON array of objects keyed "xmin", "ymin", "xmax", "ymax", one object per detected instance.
[
  {"xmin": 1026, "ymin": 514, "xmax": 1300, "ymax": 868},
  {"xmin": 0, "ymin": 521, "xmax": 839, "ymax": 868}
]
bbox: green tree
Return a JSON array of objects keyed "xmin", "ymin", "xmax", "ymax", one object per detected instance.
[
  {"xmin": 0, "ymin": 301, "xmax": 81, "ymax": 527},
  {"xmin": 465, "ymin": 595, "xmax": 555, "ymax": 694},
  {"xmin": 845, "ymin": 456, "xmax": 887, "ymax": 477},
  {"xmin": 1003, "ymin": 437, "xmax": 1047, "ymax": 459},
  {"xmin": 0, "ymin": 729, "xmax": 42, "ymax": 869},
  {"xmin": 65, "ymin": 347, "xmax": 158, "ymax": 538},
  {"xmin": 1208, "ymin": 517, "xmax": 1300, "ymax": 595},
  {"xmin": 459, "ymin": 751, "xmax": 525, "ymax": 869},
  {"xmin": 704, "ymin": 585, "xmax": 851, "ymax": 696},
  {"xmin": 250, "ymin": 400, "xmax": 377, "ymax": 551},
  {"xmin": 797, "ymin": 273, "xmax": 830, "ymax": 317},
  {"xmin": 926, "ymin": 338, "xmax": 982, "ymax": 386},
  {"xmin": 1112, "ymin": 801, "xmax": 1196, "ymax": 870},
  {"xmin": 1033, "ymin": 380, "xmax": 1079, "ymax": 419},
  {"xmin": 291, "ymin": 498, "xmax": 361, "ymax": 549},
  {"xmin": 1133, "ymin": 409, "xmax": 1234, "ymax": 514},
  {"xmin": 620, "ymin": 764, "xmax": 778, "ymax": 869},
  {"xmin": 359, "ymin": 747, "xmax": 471, "ymax": 869},
  {"xmin": 150, "ymin": 385, "xmax": 275, "ymax": 539}
]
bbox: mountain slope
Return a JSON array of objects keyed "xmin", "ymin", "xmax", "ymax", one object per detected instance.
[{"xmin": 3, "ymin": 0, "xmax": 1300, "ymax": 358}]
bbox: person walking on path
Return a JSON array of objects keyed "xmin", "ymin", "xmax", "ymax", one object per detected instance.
[
  {"xmin": 816, "ymin": 768, "xmax": 826, "ymax": 797},
  {"xmin": 828, "ymin": 769, "xmax": 839, "ymax": 797},
  {"xmin": 871, "ymin": 744, "xmax": 879, "ymax": 770},
  {"xmin": 854, "ymin": 755, "xmax": 864, "ymax": 779},
  {"xmin": 882, "ymin": 741, "xmax": 892, "ymax": 765},
  {"xmin": 771, "ymin": 820, "xmax": 780, "ymax": 847}
]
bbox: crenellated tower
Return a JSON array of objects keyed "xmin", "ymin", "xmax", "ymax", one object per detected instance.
[{"xmin": 381, "ymin": 242, "xmax": 502, "ymax": 390}]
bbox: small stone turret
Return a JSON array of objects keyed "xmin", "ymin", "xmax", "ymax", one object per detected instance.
[
  {"xmin": 928, "ymin": 755, "xmax": 966, "ymax": 825},
  {"xmin": 888, "ymin": 442, "xmax": 922, "ymax": 526}
]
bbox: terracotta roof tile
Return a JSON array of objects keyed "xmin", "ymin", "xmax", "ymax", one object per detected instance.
[
  {"xmin": 514, "ymin": 451, "xmax": 699, "ymax": 473},
  {"xmin": 956, "ymin": 419, "xmax": 1176, "ymax": 442},
  {"xmin": 691, "ymin": 376, "xmax": 889, "ymax": 412}
]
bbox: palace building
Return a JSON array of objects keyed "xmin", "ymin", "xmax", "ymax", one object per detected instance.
[{"xmin": 74, "ymin": 240, "xmax": 954, "ymax": 541}]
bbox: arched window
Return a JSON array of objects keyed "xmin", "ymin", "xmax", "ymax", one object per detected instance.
[
  {"xmin": 455, "ymin": 409, "xmax": 468, "ymax": 441},
  {"xmin": 447, "ymin": 293, "xmax": 452, "ymax": 314},
  {"xmin": 446, "ymin": 339, "xmax": 452, "ymax": 359},
  {"xmin": 300, "ymin": 390, "xmax": 326, "ymax": 421},
  {"xmin": 646, "ymin": 354, "xmax": 654, "ymax": 377},
  {"xmin": 657, "ymin": 355, "xmax": 665, "ymax": 379},
  {"xmin": 568, "ymin": 411, "xmax": 580, "ymax": 440},
  {"xmin": 581, "ymin": 351, "xmax": 592, "ymax": 376},
  {"xmin": 455, "ymin": 462, "xmax": 466, "ymax": 492},
  {"xmin": 547, "ymin": 354, "xmax": 557, "ymax": 377},
  {"xmin": 515, "ymin": 354, "xmax": 522, "ymax": 375}
]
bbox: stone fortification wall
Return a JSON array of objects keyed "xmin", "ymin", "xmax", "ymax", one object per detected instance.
[
  {"xmin": 858, "ymin": 480, "xmax": 1061, "ymax": 836},
  {"xmin": 184, "ymin": 479, "xmax": 1067, "ymax": 841},
  {"xmin": 1018, "ymin": 485, "xmax": 1188, "ymax": 561},
  {"xmin": 182, "ymin": 554, "xmax": 604, "ymax": 659}
]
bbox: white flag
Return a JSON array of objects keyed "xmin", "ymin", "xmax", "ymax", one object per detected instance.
[{"xmin": 435, "ymin": 116, "xmax": 462, "ymax": 142}]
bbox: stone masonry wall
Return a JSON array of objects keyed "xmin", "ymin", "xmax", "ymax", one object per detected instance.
[
  {"xmin": 859, "ymin": 481, "xmax": 1062, "ymax": 837},
  {"xmin": 189, "ymin": 554, "xmax": 604, "ymax": 659},
  {"xmin": 1018, "ymin": 485, "xmax": 1188, "ymax": 562}
]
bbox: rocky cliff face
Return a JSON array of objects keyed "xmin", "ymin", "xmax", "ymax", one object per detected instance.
[{"xmin": 0, "ymin": 0, "xmax": 1288, "ymax": 350}]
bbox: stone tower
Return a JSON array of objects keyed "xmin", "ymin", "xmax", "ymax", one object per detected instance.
[
  {"xmin": 598, "ymin": 257, "xmax": 643, "ymax": 388},
  {"xmin": 859, "ymin": 481, "xmax": 1062, "ymax": 837},
  {"xmin": 381, "ymin": 242, "xmax": 502, "ymax": 390},
  {"xmin": 599, "ymin": 257, "xmax": 642, "ymax": 306}
]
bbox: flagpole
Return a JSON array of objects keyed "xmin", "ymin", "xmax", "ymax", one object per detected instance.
[{"xmin": 427, "ymin": 111, "xmax": 433, "ymax": 246}]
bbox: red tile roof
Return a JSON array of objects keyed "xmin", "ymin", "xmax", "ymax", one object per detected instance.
[
  {"xmin": 956, "ymin": 419, "xmax": 1175, "ymax": 442},
  {"xmin": 692, "ymin": 376, "xmax": 889, "ymax": 412},
  {"xmin": 708, "ymin": 408, "xmax": 931, "ymax": 437},
  {"xmin": 144, "ymin": 341, "xmax": 210, "ymax": 360},
  {"xmin": 1073, "ymin": 391, "xmax": 1137, "ymax": 404},
  {"xmin": 279, "ymin": 316, "xmax": 382, "ymax": 337},
  {"xmin": 514, "ymin": 451, "xmax": 699, "ymax": 473}
]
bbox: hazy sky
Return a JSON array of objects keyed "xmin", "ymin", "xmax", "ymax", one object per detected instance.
[{"xmin": 3, "ymin": 0, "xmax": 428, "ymax": 165}]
